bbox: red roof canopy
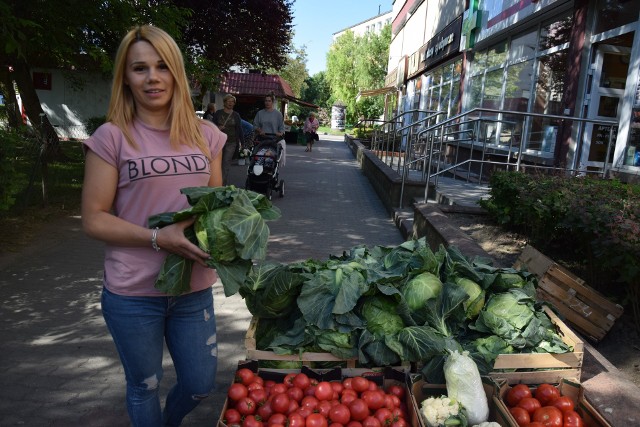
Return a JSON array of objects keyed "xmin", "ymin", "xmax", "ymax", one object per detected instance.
[{"xmin": 218, "ymin": 72, "xmax": 319, "ymax": 109}]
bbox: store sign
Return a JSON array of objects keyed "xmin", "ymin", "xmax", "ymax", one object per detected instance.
[{"xmin": 421, "ymin": 15, "xmax": 463, "ymax": 70}]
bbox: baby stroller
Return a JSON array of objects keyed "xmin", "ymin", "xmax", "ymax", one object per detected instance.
[{"xmin": 245, "ymin": 134, "xmax": 284, "ymax": 200}]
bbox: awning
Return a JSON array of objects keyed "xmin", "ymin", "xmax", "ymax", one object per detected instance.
[
  {"xmin": 356, "ymin": 86, "xmax": 397, "ymax": 102},
  {"xmin": 285, "ymin": 95, "xmax": 320, "ymax": 109}
]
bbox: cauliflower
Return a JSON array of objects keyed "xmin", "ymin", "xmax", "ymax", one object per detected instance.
[
  {"xmin": 472, "ymin": 423, "xmax": 501, "ymax": 427},
  {"xmin": 420, "ymin": 395, "xmax": 467, "ymax": 427}
]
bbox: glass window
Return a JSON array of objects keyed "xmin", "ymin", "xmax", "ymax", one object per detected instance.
[
  {"xmin": 527, "ymin": 51, "xmax": 567, "ymax": 152},
  {"xmin": 487, "ymin": 41, "xmax": 508, "ymax": 68},
  {"xmin": 465, "ymin": 75, "xmax": 483, "ymax": 111},
  {"xmin": 481, "ymin": 69, "xmax": 503, "ymax": 110},
  {"xmin": 510, "ymin": 30, "xmax": 537, "ymax": 61},
  {"xmin": 470, "ymin": 50, "xmax": 488, "ymax": 75},
  {"xmin": 539, "ymin": 14, "xmax": 573, "ymax": 51},
  {"xmin": 594, "ymin": 0, "xmax": 640, "ymax": 33}
]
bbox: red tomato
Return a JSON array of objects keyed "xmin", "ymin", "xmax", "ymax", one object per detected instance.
[
  {"xmin": 351, "ymin": 377, "xmax": 370, "ymax": 393},
  {"xmin": 329, "ymin": 404, "xmax": 351, "ymax": 425},
  {"xmin": 268, "ymin": 413, "xmax": 287, "ymax": 426},
  {"xmin": 271, "ymin": 393, "xmax": 291, "ymax": 414},
  {"xmin": 316, "ymin": 382, "xmax": 334, "ymax": 401},
  {"xmin": 346, "ymin": 422, "xmax": 363, "ymax": 427},
  {"xmin": 224, "ymin": 408, "xmax": 242, "ymax": 424},
  {"xmin": 284, "ymin": 373, "xmax": 297, "ymax": 387},
  {"xmin": 236, "ymin": 397, "xmax": 257, "ymax": 416},
  {"xmin": 258, "ymin": 400, "xmax": 274, "ymax": 420},
  {"xmin": 293, "ymin": 373, "xmax": 311, "ymax": 390},
  {"xmin": 527, "ymin": 423, "xmax": 545, "ymax": 427},
  {"xmin": 235, "ymin": 368, "xmax": 255, "ymax": 386},
  {"xmin": 362, "ymin": 390, "xmax": 386, "ymax": 411},
  {"xmin": 367, "ymin": 381, "xmax": 378, "ymax": 391},
  {"xmin": 506, "ymin": 384, "xmax": 532, "ymax": 407},
  {"xmin": 534, "ymin": 384, "xmax": 561, "ymax": 406},
  {"xmin": 342, "ymin": 378, "xmax": 353, "ymax": 390},
  {"xmin": 242, "ymin": 415, "xmax": 262, "ymax": 427},
  {"xmin": 288, "ymin": 412, "xmax": 306, "ymax": 427},
  {"xmin": 348, "ymin": 398, "xmax": 370, "ymax": 421},
  {"xmin": 373, "ymin": 408, "xmax": 393, "ymax": 425},
  {"xmin": 305, "ymin": 385, "xmax": 318, "ymax": 397},
  {"xmin": 508, "ymin": 406, "xmax": 530, "ymax": 426},
  {"xmin": 386, "ymin": 385, "xmax": 406, "ymax": 401},
  {"xmin": 331, "ymin": 382, "xmax": 344, "ymax": 395},
  {"xmin": 550, "ymin": 395, "xmax": 574, "ymax": 413},
  {"xmin": 296, "ymin": 406, "xmax": 313, "ymax": 419},
  {"xmin": 563, "ymin": 409, "xmax": 585, "ymax": 427},
  {"xmin": 301, "ymin": 395, "xmax": 319, "ymax": 410},
  {"xmin": 253, "ymin": 376, "xmax": 264, "ymax": 386},
  {"xmin": 533, "ymin": 406, "xmax": 563, "ymax": 427},
  {"xmin": 317, "ymin": 400, "xmax": 332, "ymax": 417},
  {"xmin": 362, "ymin": 416, "xmax": 382, "ymax": 427},
  {"xmin": 391, "ymin": 419, "xmax": 408, "ymax": 427},
  {"xmin": 287, "ymin": 386, "xmax": 304, "ymax": 403},
  {"xmin": 249, "ymin": 388, "xmax": 268, "ymax": 405},
  {"xmin": 287, "ymin": 399, "xmax": 300, "ymax": 415},
  {"xmin": 517, "ymin": 397, "xmax": 542, "ymax": 416},
  {"xmin": 341, "ymin": 391, "xmax": 358, "ymax": 405},
  {"xmin": 306, "ymin": 413, "xmax": 329, "ymax": 427},
  {"xmin": 228, "ymin": 383, "xmax": 249, "ymax": 401},
  {"xmin": 247, "ymin": 382, "xmax": 264, "ymax": 392},
  {"xmin": 272, "ymin": 383, "xmax": 288, "ymax": 396}
]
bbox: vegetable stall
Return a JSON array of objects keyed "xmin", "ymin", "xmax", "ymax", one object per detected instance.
[{"xmin": 149, "ymin": 186, "xmax": 608, "ymax": 427}]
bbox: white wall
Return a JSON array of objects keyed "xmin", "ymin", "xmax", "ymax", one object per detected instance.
[{"xmin": 35, "ymin": 68, "xmax": 111, "ymax": 139}]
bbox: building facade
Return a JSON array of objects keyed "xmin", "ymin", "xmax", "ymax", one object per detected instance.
[
  {"xmin": 386, "ymin": 0, "xmax": 640, "ymax": 181},
  {"xmin": 333, "ymin": 10, "xmax": 393, "ymax": 40}
]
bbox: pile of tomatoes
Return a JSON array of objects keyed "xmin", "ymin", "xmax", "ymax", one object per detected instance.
[
  {"xmin": 223, "ymin": 368, "xmax": 410, "ymax": 427},
  {"xmin": 505, "ymin": 383, "xmax": 585, "ymax": 427}
]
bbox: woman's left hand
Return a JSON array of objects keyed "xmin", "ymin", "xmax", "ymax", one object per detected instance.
[{"xmin": 156, "ymin": 218, "xmax": 211, "ymax": 266}]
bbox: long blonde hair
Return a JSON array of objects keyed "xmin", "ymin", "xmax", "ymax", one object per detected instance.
[{"xmin": 107, "ymin": 25, "xmax": 210, "ymax": 159}]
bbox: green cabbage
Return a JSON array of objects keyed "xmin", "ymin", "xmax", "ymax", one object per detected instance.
[
  {"xmin": 360, "ymin": 295, "xmax": 404, "ymax": 337},
  {"xmin": 455, "ymin": 277, "xmax": 485, "ymax": 319},
  {"xmin": 403, "ymin": 272, "xmax": 442, "ymax": 311}
]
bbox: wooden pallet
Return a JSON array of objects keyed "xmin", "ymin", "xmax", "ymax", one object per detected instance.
[
  {"xmin": 513, "ymin": 245, "xmax": 624, "ymax": 343},
  {"xmin": 244, "ymin": 317, "xmax": 358, "ymax": 368}
]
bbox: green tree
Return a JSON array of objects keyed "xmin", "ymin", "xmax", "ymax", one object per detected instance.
[
  {"xmin": 325, "ymin": 24, "xmax": 390, "ymax": 124},
  {"xmin": 302, "ymin": 72, "xmax": 331, "ymax": 110},
  {"xmin": 272, "ymin": 44, "xmax": 309, "ymax": 98}
]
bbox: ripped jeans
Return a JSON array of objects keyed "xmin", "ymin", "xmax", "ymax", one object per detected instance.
[{"xmin": 101, "ymin": 287, "xmax": 218, "ymax": 427}]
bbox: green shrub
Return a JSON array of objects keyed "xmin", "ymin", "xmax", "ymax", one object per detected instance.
[
  {"xmin": 0, "ymin": 128, "xmax": 30, "ymax": 211},
  {"xmin": 480, "ymin": 171, "xmax": 640, "ymax": 326},
  {"xmin": 85, "ymin": 116, "xmax": 106, "ymax": 136}
]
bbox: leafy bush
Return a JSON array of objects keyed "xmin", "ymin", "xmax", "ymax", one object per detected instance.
[
  {"xmin": 84, "ymin": 116, "xmax": 106, "ymax": 136},
  {"xmin": 480, "ymin": 172, "xmax": 640, "ymax": 326},
  {"xmin": 0, "ymin": 127, "xmax": 30, "ymax": 211}
]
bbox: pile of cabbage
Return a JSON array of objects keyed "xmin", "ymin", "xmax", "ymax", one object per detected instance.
[{"xmin": 241, "ymin": 238, "xmax": 572, "ymax": 382}]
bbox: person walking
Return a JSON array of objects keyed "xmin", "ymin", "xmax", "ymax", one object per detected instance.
[
  {"xmin": 203, "ymin": 102, "xmax": 216, "ymax": 122},
  {"xmin": 253, "ymin": 93, "xmax": 286, "ymax": 165},
  {"xmin": 80, "ymin": 25, "xmax": 226, "ymax": 427},
  {"xmin": 303, "ymin": 112, "xmax": 319, "ymax": 152},
  {"xmin": 213, "ymin": 94, "xmax": 244, "ymax": 185}
]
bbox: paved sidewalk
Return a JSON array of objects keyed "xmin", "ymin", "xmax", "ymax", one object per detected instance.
[{"xmin": 0, "ymin": 136, "xmax": 404, "ymax": 426}]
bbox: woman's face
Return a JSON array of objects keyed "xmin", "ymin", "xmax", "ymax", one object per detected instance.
[
  {"xmin": 224, "ymin": 97, "xmax": 235, "ymax": 109},
  {"xmin": 124, "ymin": 41, "xmax": 175, "ymax": 117}
]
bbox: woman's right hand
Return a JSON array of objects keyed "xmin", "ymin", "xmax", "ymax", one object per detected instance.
[{"xmin": 156, "ymin": 218, "xmax": 211, "ymax": 266}]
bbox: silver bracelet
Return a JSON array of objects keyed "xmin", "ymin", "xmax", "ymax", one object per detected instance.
[{"xmin": 151, "ymin": 227, "xmax": 161, "ymax": 252}]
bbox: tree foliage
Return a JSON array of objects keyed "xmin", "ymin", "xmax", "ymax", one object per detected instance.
[
  {"xmin": 0, "ymin": 0, "xmax": 294, "ymax": 139},
  {"xmin": 271, "ymin": 44, "xmax": 309, "ymax": 98},
  {"xmin": 325, "ymin": 24, "xmax": 390, "ymax": 124}
]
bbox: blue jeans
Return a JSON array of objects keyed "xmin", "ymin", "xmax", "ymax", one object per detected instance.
[{"xmin": 101, "ymin": 287, "xmax": 218, "ymax": 427}]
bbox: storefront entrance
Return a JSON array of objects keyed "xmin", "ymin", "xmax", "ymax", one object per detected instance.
[{"xmin": 581, "ymin": 45, "xmax": 631, "ymax": 169}]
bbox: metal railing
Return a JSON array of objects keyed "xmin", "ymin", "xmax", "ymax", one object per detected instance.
[{"xmin": 368, "ymin": 108, "xmax": 618, "ymax": 208}]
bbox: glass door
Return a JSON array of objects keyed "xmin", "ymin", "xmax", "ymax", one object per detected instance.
[{"xmin": 581, "ymin": 45, "xmax": 631, "ymax": 169}]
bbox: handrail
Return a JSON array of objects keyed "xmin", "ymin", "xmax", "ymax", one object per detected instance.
[{"xmin": 391, "ymin": 107, "xmax": 619, "ymax": 208}]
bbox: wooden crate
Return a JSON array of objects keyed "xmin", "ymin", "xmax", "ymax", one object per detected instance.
[
  {"xmin": 218, "ymin": 362, "xmax": 410, "ymax": 427},
  {"xmin": 513, "ymin": 245, "xmax": 624, "ymax": 342},
  {"xmin": 488, "ymin": 306, "xmax": 584, "ymax": 385},
  {"xmin": 408, "ymin": 376, "xmax": 511, "ymax": 427},
  {"xmin": 244, "ymin": 316, "xmax": 358, "ymax": 368},
  {"xmin": 495, "ymin": 379, "xmax": 612, "ymax": 427}
]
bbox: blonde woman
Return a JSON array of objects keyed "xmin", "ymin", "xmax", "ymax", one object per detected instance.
[{"xmin": 81, "ymin": 25, "xmax": 226, "ymax": 426}]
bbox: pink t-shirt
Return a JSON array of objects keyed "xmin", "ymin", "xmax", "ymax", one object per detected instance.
[{"xmin": 83, "ymin": 119, "xmax": 226, "ymax": 296}]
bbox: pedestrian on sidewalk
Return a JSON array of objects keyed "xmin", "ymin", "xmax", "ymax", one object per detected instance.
[
  {"xmin": 203, "ymin": 102, "xmax": 216, "ymax": 122},
  {"xmin": 80, "ymin": 25, "xmax": 226, "ymax": 427},
  {"xmin": 213, "ymin": 94, "xmax": 244, "ymax": 185},
  {"xmin": 303, "ymin": 112, "xmax": 319, "ymax": 152}
]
